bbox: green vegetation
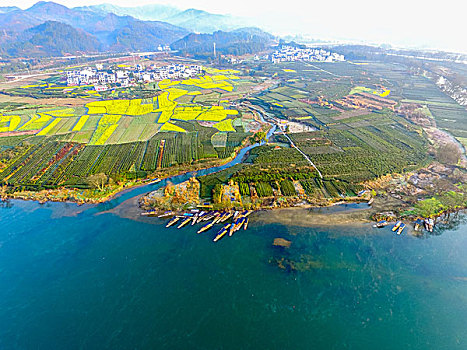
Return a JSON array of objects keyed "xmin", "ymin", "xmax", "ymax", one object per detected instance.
[{"xmin": 409, "ymin": 189, "xmax": 467, "ymax": 218}]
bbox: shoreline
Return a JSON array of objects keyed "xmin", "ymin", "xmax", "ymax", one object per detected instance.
[{"xmin": 0, "ymin": 141, "xmax": 251, "ymax": 206}]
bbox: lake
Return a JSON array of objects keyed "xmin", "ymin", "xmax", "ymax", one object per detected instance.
[{"xmin": 0, "ymin": 199, "xmax": 466, "ymax": 349}]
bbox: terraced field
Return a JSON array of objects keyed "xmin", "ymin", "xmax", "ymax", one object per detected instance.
[{"xmin": 0, "ymin": 68, "xmax": 255, "ymax": 191}]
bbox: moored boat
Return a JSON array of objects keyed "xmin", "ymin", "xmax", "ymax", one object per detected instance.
[
  {"xmin": 397, "ymin": 223, "xmax": 406, "ymax": 235},
  {"xmin": 166, "ymin": 216, "xmax": 180, "ymax": 227},
  {"xmin": 414, "ymin": 218, "xmax": 423, "ymax": 231},
  {"xmin": 220, "ymin": 211, "xmax": 233, "ymax": 223},
  {"xmin": 373, "ymin": 220, "xmax": 388, "ymax": 228},
  {"xmin": 177, "ymin": 217, "xmax": 191, "ymax": 229},
  {"xmin": 213, "ymin": 224, "xmax": 231, "ymax": 242},
  {"xmin": 229, "ymin": 217, "xmax": 245, "ymax": 236},
  {"xmin": 243, "ymin": 218, "xmax": 249, "ymax": 230},
  {"xmin": 157, "ymin": 211, "xmax": 174, "ymax": 218},
  {"xmin": 197, "ymin": 221, "xmax": 214, "ymax": 234},
  {"xmin": 424, "ymin": 218, "xmax": 434, "ymax": 232},
  {"xmin": 392, "ymin": 221, "xmax": 402, "ymax": 232}
]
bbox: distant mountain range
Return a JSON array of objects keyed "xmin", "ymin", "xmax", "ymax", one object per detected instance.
[
  {"xmin": 75, "ymin": 3, "xmax": 249, "ymax": 33},
  {"xmin": 0, "ymin": 1, "xmax": 272, "ymax": 57},
  {"xmin": 0, "ymin": 6, "xmax": 19, "ymax": 14}
]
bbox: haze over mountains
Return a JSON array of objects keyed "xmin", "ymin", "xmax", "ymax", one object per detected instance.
[
  {"xmin": 76, "ymin": 3, "xmax": 249, "ymax": 33},
  {"xmin": 0, "ymin": 1, "xmax": 271, "ymax": 57}
]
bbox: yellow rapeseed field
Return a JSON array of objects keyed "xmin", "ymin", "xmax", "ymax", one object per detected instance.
[
  {"xmin": 86, "ymin": 99, "xmax": 153, "ymax": 115},
  {"xmin": 38, "ymin": 118, "xmax": 62, "ymax": 136},
  {"xmin": 0, "ymin": 115, "xmax": 21, "ymax": 132},
  {"xmin": 212, "ymin": 119, "xmax": 236, "ymax": 132},
  {"xmin": 160, "ymin": 122, "xmax": 186, "ymax": 133},
  {"xmin": 19, "ymin": 114, "xmax": 51, "ymax": 131},
  {"xmin": 72, "ymin": 115, "xmax": 90, "ymax": 131}
]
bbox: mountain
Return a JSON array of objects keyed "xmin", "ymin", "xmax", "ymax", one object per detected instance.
[
  {"xmin": 23, "ymin": 1, "xmax": 102, "ymax": 32},
  {"xmin": 0, "ymin": 6, "xmax": 19, "ymax": 14},
  {"xmin": 75, "ymin": 3, "xmax": 249, "ymax": 33},
  {"xmin": 0, "ymin": 1, "xmax": 274, "ymax": 57},
  {"xmin": 107, "ymin": 19, "xmax": 189, "ymax": 51},
  {"xmin": 171, "ymin": 28, "xmax": 275, "ymax": 57},
  {"xmin": 0, "ymin": 1, "xmax": 189, "ymax": 56},
  {"xmin": 164, "ymin": 9, "xmax": 247, "ymax": 33},
  {"xmin": 0, "ymin": 9, "xmax": 42, "ymax": 32},
  {"xmin": 75, "ymin": 3, "xmax": 180, "ymax": 22},
  {"xmin": 5, "ymin": 21, "xmax": 101, "ymax": 57}
]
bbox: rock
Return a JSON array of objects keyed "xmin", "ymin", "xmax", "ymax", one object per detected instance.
[{"xmin": 273, "ymin": 238, "xmax": 292, "ymax": 248}]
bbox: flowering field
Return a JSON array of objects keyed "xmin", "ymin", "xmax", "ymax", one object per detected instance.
[{"xmin": 0, "ymin": 115, "xmax": 21, "ymax": 132}]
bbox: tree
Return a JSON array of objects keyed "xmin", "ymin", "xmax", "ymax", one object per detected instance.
[
  {"xmin": 251, "ymin": 131, "xmax": 267, "ymax": 144},
  {"xmin": 87, "ymin": 173, "xmax": 108, "ymax": 191},
  {"xmin": 439, "ymin": 191, "xmax": 465, "ymax": 210},
  {"xmin": 436, "ymin": 143, "xmax": 461, "ymax": 165},
  {"xmin": 414, "ymin": 197, "xmax": 444, "ymax": 218}
]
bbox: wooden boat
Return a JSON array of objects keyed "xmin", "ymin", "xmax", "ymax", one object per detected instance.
[
  {"xmin": 220, "ymin": 211, "xmax": 233, "ymax": 223},
  {"xmin": 414, "ymin": 218, "xmax": 423, "ymax": 231},
  {"xmin": 373, "ymin": 220, "xmax": 388, "ymax": 228},
  {"xmin": 243, "ymin": 218, "xmax": 249, "ymax": 230},
  {"xmin": 177, "ymin": 217, "xmax": 191, "ymax": 229},
  {"xmin": 397, "ymin": 223, "xmax": 405, "ymax": 235},
  {"xmin": 157, "ymin": 211, "xmax": 174, "ymax": 218},
  {"xmin": 192, "ymin": 212, "xmax": 205, "ymax": 225},
  {"xmin": 213, "ymin": 224, "xmax": 231, "ymax": 242},
  {"xmin": 424, "ymin": 218, "xmax": 434, "ymax": 232},
  {"xmin": 229, "ymin": 217, "xmax": 245, "ymax": 236},
  {"xmin": 392, "ymin": 221, "xmax": 402, "ymax": 232},
  {"xmin": 166, "ymin": 216, "xmax": 180, "ymax": 227},
  {"xmin": 201, "ymin": 212, "xmax": 215, "ymax": 222},
  {"xmin": 197, "ymin": 221, "xmax": 214, "ymax": 234}
]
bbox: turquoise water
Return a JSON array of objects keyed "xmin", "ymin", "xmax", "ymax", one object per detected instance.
[{"xmin": 0, "ymin": 199, "xmax": 466, "ymax": 349}]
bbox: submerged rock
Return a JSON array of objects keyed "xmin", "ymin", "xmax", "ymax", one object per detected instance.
[{"xmin": 273, "ymin": 238, "xmax": 292, "ymax": 248}]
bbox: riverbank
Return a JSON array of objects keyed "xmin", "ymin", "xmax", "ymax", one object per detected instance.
[{"xmin": 0, "ymin": 143, "xmax": 250, "ymax": 205}]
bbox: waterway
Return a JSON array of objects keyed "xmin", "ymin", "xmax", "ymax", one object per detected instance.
[
  {"xmin": 1, "ymin": 124, "xmax": 466, "ymax": 349},
  {"xmin": 0, "ymin": 198, "xmax": 466, "ymax": 349}
]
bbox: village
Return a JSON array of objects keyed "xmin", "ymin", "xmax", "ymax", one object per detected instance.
[
  {"xmin": 270, "ymin": 46, "xmax": 345, "ymax": 63},
  {"xmin": 65, "ymin": 63, "xmax": 203, "ymax": 91}
]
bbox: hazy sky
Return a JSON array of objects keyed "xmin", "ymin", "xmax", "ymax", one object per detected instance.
[{"xmin": 4, "ymin": 0, "xmax": 467, "ymax": 53}]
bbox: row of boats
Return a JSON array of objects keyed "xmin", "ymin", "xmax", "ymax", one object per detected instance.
[
  {"xmin": 374, "ymin": 218, "xmax": 435, "ymax": 234},
  {"xmin": 159, "ymin": 209, "xmax": 253, "ymax": 242}
]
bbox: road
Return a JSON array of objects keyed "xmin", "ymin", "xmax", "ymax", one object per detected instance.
[{"xmin": 245, "ymin": 103, "xmax": 324, "ymax": 178}]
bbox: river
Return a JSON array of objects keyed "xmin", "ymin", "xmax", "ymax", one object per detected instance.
[
  {"xmin": 0, "ymin": 198, "xmax": 466, "ymax": 349},
  {"xmin": 1, "ymin": 123, "xmax": 467, "ymax": 349}
]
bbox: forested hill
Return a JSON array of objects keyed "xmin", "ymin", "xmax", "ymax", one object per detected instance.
[
  {"xmin": 171, "ymin": 28, "xmax": 275, "ymax": 57},
  {"xmin": 3, "ymin": 21, "xmax": 102, "ymax": 57},
  {"xmin": 0, "ymin": 1, "xmax": 189, "ymax": 56},
  {"xmin": 0, "ymin": 1, "xmax": 273, "ymax": 57}
]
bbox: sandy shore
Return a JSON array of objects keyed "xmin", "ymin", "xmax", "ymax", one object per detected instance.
[{"xmin": 254, "ymin": 205, "xmax": 374, "ymax": 227}]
